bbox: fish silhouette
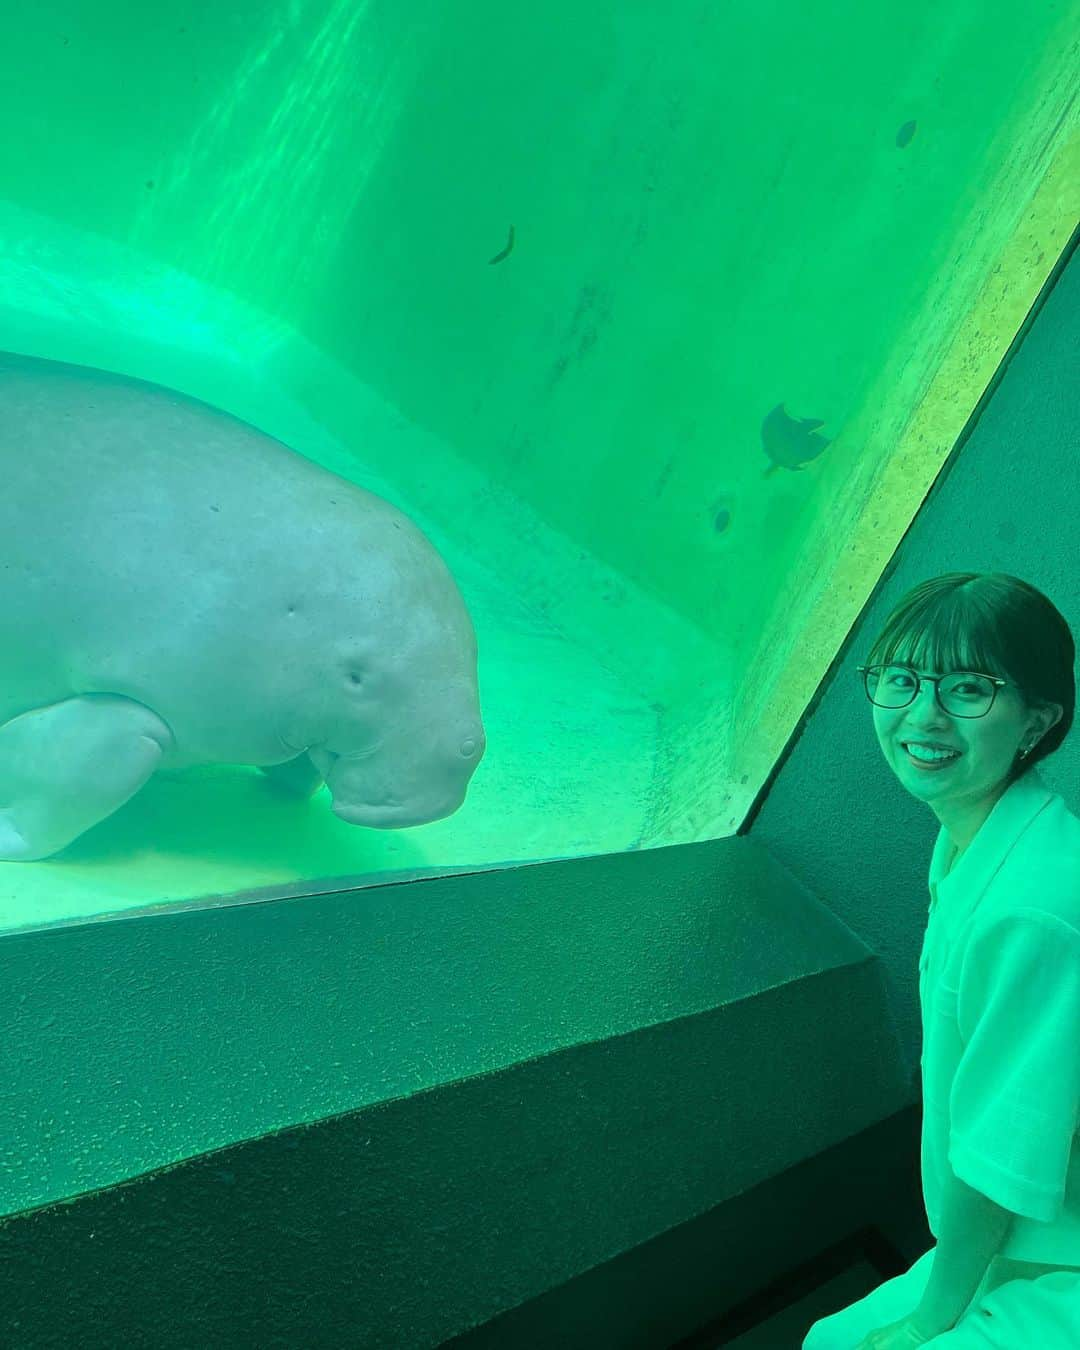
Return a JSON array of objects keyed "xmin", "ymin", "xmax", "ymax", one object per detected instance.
[{"xmin": 761, "ymin": 403, "xmax": 832, "ymax": 476}]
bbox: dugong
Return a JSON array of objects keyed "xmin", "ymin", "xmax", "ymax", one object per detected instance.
[{"xmin": 0, "ymin": 351, "xmax": 486, "ymax": 861}]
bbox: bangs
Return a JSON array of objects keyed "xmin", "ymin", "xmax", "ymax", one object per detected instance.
[{"xmin": 875, "ymin": 599, "xmax": 1006, "ymax": 677}]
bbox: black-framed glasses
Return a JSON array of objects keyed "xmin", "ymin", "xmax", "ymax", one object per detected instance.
[{"xmin": 856, "ymin": 664, "xmax": 1008, "ymax": 718}]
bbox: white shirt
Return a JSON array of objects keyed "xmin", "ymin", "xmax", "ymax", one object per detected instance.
[{"xmin": 920, "ymin": 767, "xmax": 1080, "ymax": 1263}]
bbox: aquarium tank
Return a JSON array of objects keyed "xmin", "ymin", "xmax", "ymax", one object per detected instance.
[
  {"xmin": 0, "ymin": 2, "xmax": 1077, "ymax": 1346},
  {"xmin": 0, "ymin": 3, "xmax": 1075, "ymax": 929}
]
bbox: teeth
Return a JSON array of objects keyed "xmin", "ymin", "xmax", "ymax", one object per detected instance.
[{"xmin": 906, "ymin": 743, "xmax": 959, "ymax": 761}]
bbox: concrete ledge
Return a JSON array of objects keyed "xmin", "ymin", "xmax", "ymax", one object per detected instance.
[{"xmin": 0, "ymin": 837, "xmax": 911, "ymax": 1346}]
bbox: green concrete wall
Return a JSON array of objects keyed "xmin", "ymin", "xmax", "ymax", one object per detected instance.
[{"xmin": 1, "ymin": 839, "xmax": 909, "ymax": 1347}]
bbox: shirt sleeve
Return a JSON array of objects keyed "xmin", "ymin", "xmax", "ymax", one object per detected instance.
[{"xmin": 949, "ymin": 910, "xmax": 1080, "ymax": 1222}]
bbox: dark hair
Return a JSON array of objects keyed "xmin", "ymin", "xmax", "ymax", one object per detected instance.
[{"xmin": 867, "ymin": 572, "xmax": 1075, "ymax": 787}]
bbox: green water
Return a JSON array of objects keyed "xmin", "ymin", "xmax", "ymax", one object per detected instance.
[{"xmin": 0, "ymin": 0, "xmax": 1076, "ymax": 928}]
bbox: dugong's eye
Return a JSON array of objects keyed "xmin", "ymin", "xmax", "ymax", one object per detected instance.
[{"xmin": 348, "ymin": 671, "xmax": 364, "ymax": 686}]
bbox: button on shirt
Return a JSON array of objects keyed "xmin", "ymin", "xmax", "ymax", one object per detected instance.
[{"xmin": 919, "ymin": 768, "xmax": 1080, "ymax": 1263}]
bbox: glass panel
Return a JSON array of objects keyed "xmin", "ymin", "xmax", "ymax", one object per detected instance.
[{"xmin": 0, "ymin": 1, "xmax": 1075, "ymax": 929}]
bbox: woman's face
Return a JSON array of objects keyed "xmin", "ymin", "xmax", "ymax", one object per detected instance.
[
  {"xmin": 872, "ymin": 666, "xmax": 1022, "ymax": 804},
  {"xmin": 871, "ymin": 645, "xmax": 1058, "ymax": 819}
]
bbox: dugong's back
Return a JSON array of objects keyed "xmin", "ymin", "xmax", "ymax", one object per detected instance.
[
  {"xmin": 1, "ymin": 349, "xmax": 366, "ymax": 579},
  {"xmin": 0, "ymin": 351, "xmax": 453, "ymax": 727}
]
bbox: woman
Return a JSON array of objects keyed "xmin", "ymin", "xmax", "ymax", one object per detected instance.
[{"xmin": 803, "ymin": 572, "xmax": 1080, "ymax": 1349}]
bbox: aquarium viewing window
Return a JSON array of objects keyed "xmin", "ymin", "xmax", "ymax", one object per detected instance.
[{"xmin": 0, "ymin": 1, "xmax": 1076, "ymax": 932}]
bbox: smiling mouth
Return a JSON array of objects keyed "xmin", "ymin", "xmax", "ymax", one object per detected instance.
[{"xmin": 901, "ymin": 743, "xmax": 964, "ymax": 765}]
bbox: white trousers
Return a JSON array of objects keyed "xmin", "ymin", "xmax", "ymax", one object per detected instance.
[{"xmin": 802, "ymin": 1246, "xmax": 1080, "ymax": 1349}]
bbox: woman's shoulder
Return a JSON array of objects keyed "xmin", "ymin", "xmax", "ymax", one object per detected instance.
[{"xmin": 982, "ymin": 794, "xmax": 1080, "ymax": 935}]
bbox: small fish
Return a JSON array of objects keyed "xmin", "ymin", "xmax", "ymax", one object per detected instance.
[
  {"xmin": 895, "ymin": 119, "xmax": 917, "ymax": 149},
  {"xmin": 489, "ymin": 225, "xmax": 515, "ymax": 265},
  {"xmin": 760, "ymin": 403, "xmax": 832, "ymax": 476}
]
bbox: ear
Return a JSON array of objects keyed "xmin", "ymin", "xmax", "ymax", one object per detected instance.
[
  {"xmin": 334, "ymin": 638, "xmax": 379, "ymax": 695},
  {"xmin": 1043, "ymin": 703, "xmax": 1065, "ymax": 736}
]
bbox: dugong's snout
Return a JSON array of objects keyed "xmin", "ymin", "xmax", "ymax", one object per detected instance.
[
  {"xmin": 331, "ymin": 800, "xmax": 456, "ymax": 829},
  {"xmin": 326, "ymin": 726, "xmax": 485, "ymax": 829}
]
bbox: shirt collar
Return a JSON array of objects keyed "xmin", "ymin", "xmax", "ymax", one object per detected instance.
[{"xmin": 928, "ymin": 768, "xmax": 1057, "ymax": 920}]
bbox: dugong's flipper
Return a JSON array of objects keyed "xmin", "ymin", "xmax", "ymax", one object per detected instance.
[
  {"xmin": 0, "ymin": 695, "xmax": 174, "ymax": 861},
  {"xmin": 258, "ymin": 753, "xmax": 326, "ymax": 798}
]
